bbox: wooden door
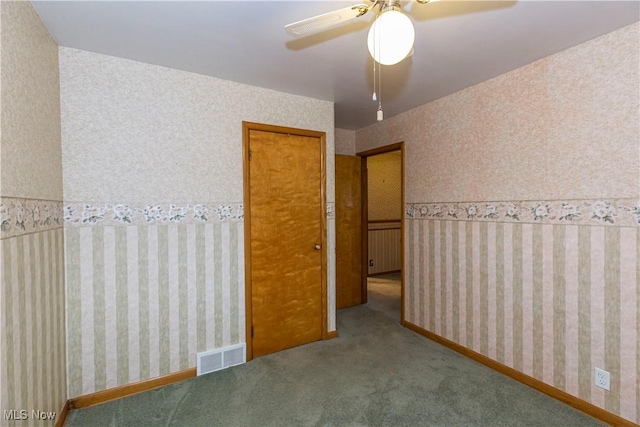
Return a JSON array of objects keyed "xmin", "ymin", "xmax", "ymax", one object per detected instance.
[
  {"xmin": 245, "ymin": 124, "xmax": 326, "ymax": 359},
  {"xmin": 335, "ymin": 155, "xmax": 363, "ymax": 309}
]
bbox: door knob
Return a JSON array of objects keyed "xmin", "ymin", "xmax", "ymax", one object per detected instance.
[{"xmin": 314, "ymin": 244, "xmax": 321, "ymax": 250}]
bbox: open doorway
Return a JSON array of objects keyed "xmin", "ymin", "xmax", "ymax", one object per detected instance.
[{"xmin": 358, "ymin": 143, "xmax": 404, "ymax": 322}]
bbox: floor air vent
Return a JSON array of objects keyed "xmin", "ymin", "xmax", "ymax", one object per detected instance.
[{"xmin": 196, "ymin": 343, "xmax": 246, "ymax": 376}]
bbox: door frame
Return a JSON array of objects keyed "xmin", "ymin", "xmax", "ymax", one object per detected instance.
[
  {"xmin": 356, "ymin": 142, "xmax": 405, "ymax": 323},
  {"xmin": 242, "ymin": 121, "xmax": 328, "ymax": 361}
]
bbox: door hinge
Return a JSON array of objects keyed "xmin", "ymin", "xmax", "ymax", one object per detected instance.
[
  {"xmin": 249, "ymin": 149, "xmax": 252, "ymax": 161},
  {"xmin": 251, "ymin": 326, "xmax": 254, "ymax": 337}
]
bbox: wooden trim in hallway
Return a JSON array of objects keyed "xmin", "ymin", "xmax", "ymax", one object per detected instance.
[
  {"xmin": 243, "ymin": 122, "xmax": 255, "ymax": 361},
  {"xmin": 368, "ymin": 270, "xmax": 401, "ymax": 277},
  {"xmin": 320, "ymin": 128, "xmax": 328, "ymax": 339},
  {"xmin": 399, "ymin": 147, "xmax": 405, "ymax": 324},
  {"xmin": 402, "ymin": 321, "xmax": 636, "ymax": 427},
  {"xmin": 357, "ymin": 143, "xmax": 404, "ymax": 158},
  {"xmin": 369, "ymin": 227, "xmax": 401, "ymax": 231},
  {"xmin": 69, "ymin": 368, "xmax": 196, "ymax": 410}
]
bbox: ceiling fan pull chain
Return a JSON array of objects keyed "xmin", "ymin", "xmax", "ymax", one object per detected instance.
[
  {"xmin": 378, "ymin": 50, "xmax": 382, "ymax": 104},
  {"xmin": 374, "ymin": 10, "xmax": 383, "ymax": 122},
  {"xmin": 372, "ymin": 9, "xmax": 378, "ymax": 102},
  {"xmin": 373, "ymin": 59, "xmax": 377, "ymax": 101},
  {"xmin": 377, "ymin": 46, "xmax": 383, "ymax": 122}
]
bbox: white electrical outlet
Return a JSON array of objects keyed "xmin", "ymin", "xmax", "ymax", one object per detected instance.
[{"xmin": 595, "ymin": 367, "xmax": 610, "ymax": 391}]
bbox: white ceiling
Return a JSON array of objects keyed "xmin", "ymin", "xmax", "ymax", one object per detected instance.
[{"xmin": 32, "ymin": 1, "xmax": 639, "ymax": 130}]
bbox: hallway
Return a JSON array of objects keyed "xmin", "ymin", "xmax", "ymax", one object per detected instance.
[{"xmin": 367, "ymin": 272, "xmax": 401, "ymax": 321}]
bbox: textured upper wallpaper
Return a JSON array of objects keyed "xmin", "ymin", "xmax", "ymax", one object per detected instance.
[
  {"xmin": 0, "ymin": 1, "xmax": 63, "ymax": 201},
  {"xmin": 59, "ymin": 47, "xmax": 335, "ymax": 205},
  {"xmin": 335, "ymin": 128, "xmax": 356, "ymax": 156},
  {"xmin": 356, "ymin": 22, "xmax": 640, "ymax": 203}
]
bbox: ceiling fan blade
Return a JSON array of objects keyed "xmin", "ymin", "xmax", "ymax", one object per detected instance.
[{"xmin": 285, "ymin": 4, "xmax": 371, "ymax": 37}]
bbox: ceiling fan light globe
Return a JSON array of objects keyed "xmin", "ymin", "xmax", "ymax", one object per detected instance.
[{"xmin": 367, "ymin": 10, "xmax": 415, "ymax": 65}]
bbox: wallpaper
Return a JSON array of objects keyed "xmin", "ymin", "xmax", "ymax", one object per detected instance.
[
  {"xmin": 0, "ymin": 2, "xmax": 66, "ymax": 424},
  {"xmin": 1, "ymin": 198, "xmax": 64, "ymax": 239},
  {"xmin": 356, "ymin": 22, "xmax": 639, "ymax": 203},
  {"xmin": 1, "ymin": 227, "xmax": 66, "ymax": 426},
  {"xmin": 0, "ymin": 1, "xmax": 63, "ymax": 200},
  {"xmin": 65, "ymin": 204, "xmax": 337, "ymax": 397},
  {"xmin": 355, "ymin": 23, "xmax": 640, "ymax": 425},
  {"xmin": 59, "ymin": 47, "xmax": 337, "ymax": 396},
  {"xmin": 65, "ymin": 218, "xmax": 244, "ymax": 397},
  {"xmin": 368, "ymin": 151, "xmax": 402, "ymax": 221},
  {"xmin": 405, "ymin": 214, "xmax": 639, "ymax": 423},
  {"xmin": 58, "ymin": 47, "xmax": 335, "ymax": 205},
  {"xmin": 63, "ymin": 201, "xmax": 243, "ymax": 226},
  {"xmin": 335, "ymin": 128, "xmax": 356, "ymax": 156},
  {"xmin": 406, "ymin": 199, "xmax": 640, "ymax": 227}
]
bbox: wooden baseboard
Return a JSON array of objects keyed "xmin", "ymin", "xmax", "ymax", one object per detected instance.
[
  {"xmin": 325, "ymin": 330, "xmax": 338, "ymax": 339},
  {"xmin": 55, "ymin": 399, "xmax": 72, "ymax": 427},
  {"xmin": 401, "ymin": 320, "xmax": 637, "ymax": 427},
  {"xmin": 70, "ymin": 368, "xmax": 196, "ymax": 410},
  {"xmin": 368, "ymin": 270, "xmax": 401, "ymax": 277}
]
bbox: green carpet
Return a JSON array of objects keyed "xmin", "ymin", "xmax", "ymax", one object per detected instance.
[
  {"xmin": 367, "ymin": 273, "xmax": 402, "ymax": 321},
  {"xmin": 66, "ymin": 294, "xmax": 602, "ymax": 426}
]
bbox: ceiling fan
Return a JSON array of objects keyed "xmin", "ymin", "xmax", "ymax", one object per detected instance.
[{"xmin": 285, "ymin": 0, "xmax": 439, "ymax": 66}]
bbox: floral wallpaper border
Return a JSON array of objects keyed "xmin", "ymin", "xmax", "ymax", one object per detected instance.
[
  {"xmin": 2, "ymin": 200, "xmax": 338, "ymax": 235},
  {"xmin": 406, "ymin": 199, "xmax": 640, "ymax": 227},
  {"xmin": 63, "ymin": 202, "xmax": 338, "ymax": 227},
  {"xmin": 63, "ymin": 202, "xmax": 245, "ymax": 227},
  {"xmin": 1, "ymin": 197, "xmax": 64, "ymax": 239}
]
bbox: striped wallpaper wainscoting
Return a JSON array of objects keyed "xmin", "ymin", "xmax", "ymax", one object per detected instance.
[
  {"xmin": 0, "ymin": 226, "xmax": 67, "ymax": 426},
  {"xmin": 64, "ymin": 221, "xmax": 245, "ymax": 397},
  {"xmin": 405, "ymin": 210, "xmax": 639, "ymax": 423}
]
